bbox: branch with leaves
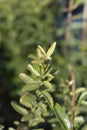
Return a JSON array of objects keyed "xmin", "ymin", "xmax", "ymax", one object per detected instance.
[{"xmin": 1, "ymin": 42, "xmax": 86, "ymax": 130}]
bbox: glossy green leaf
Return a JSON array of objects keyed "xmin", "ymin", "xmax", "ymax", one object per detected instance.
[
  {"xmin": 54, "ymin": 103, "xmax": 70, "ymax": 130},
  {"xmin": 78, "ymin": 91, "xmax": 87, "ymax": 105},
  {"xmin": 11, "ymin": 101, "xmax": 28, "ymax": 115},
  {"xmin": 19, "ymin": 73, "xmax": 33, "ymax": 84},
  {"xmin": 20, "ymin": 93, "xmax": 36, "ymax": 108},
  {"xmin": 27, "ymin": 64, "xmax": 40, "ymax": 76},
  {"xmin": 47, "ymin": 42, "xmax": 56, "ymax": 58},
  {"xmin": 42, "ymin": 91, "xmax": 54, "ymax": 108}
]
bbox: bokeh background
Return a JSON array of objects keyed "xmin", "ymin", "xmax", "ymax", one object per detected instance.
[{"xmin": 0, "ymin": 0, "xmax": 87, "ymax": 129}]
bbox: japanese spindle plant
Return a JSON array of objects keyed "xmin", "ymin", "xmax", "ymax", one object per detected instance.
[{"xmin": 10, "ymin": 42, "xmax": 87, "ymax": 130}]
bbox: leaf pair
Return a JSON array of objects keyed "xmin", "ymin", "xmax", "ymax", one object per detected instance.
[
  {"xmin": 20, "ymin": 93, "xmax": 36, "ymax": 109},
  {"xmin": 38, "ymin": 42, "xmax": 56, "ymax": 60},
  {"xmin": 19, "ymin": 73, "xmax": 41, "ymax": 91}
]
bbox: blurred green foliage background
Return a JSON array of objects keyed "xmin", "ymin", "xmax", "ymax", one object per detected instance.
[{"xmin": 0, "ymin": 0, "xmax": 87, "ymax": 129}]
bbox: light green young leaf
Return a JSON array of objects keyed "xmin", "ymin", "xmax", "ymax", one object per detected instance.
[
  {"xmin": 28, "ymin": 54, "xmax": 36, "ymax": 59},
  {"xmin": 20, "ymin": 93, "xmax": 36, "ymax": 108},
  {"xmin": 54, "ymin": 103, "xmax": 71, "ymax": 130},
  {"xmin": 47, "ymin": 42, "xmax": 56, "ymax": 58},
  {"xmin": 11, "ymin": 101, "xmax": 28, "ymax": 116},
  {"xmin": 19, "ymin": 73, "xmax": 33, "ymax": 84},
  {"xmin": 27, "ymin": 64, "xmax": 40, "ymax": 77},
  {"xmin": 42, "ymin": 91, "xmax": 54, "ymax": 108},
  {"xmin": 37, "ymin": 47, "xmax": 43, "ymax": 57},
  {"xmin": 38, "ymin": 45, "xmax": 47, "ymax": 59},
  {"xmin": 78, "ymin": 91, "xmax": 87, "ymax": 105},
  {"xmin": 32, "ymin": 57, "xmax": 44, "ymax": 64}
]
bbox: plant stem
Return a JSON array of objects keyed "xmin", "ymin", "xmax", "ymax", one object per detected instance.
[{"xmin": 69, "ymin": 65, "xmax": 76, "ymax": 130}]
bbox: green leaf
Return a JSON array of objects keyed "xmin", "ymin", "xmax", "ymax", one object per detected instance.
[
  {"xmin": 81, "ymin": 101, "xmax": 87, "ymax": 107},
  {"xmin": 20, "ymin": 93, "xmax": 36, "ymax": 108},
  {"xmin": 71, "ymin": 87, "xmax": 86, "ymax": 97},
  {"xmin": 32, "ymin": 57, "xmax": 44, "ymax": 64},
  {"xmin": 11, "ymin": 101, "xmax": 28, "ymax": 115},
  {"xmin": 45, "ymin": 73, "xmax": 54, "ymax": 81},
  {"xmin": 42, "ymin": 91, "xmax": 54, "ymax": 108},
  {"xmin": 78, "ymin": 91, "xmax": 87, "ymax": 105},
  {"xmin": 0, "ymin": 124, "xmax": 4, "ymax": 130},
  {"xmin": 8, "ymin": 127, "xmax": 16, "ymax": 130},
  {"xmin": 22, "ymin": 84, "xmax": 39, "ymax": 91},
  {"xmin": 38, "ymin": 102, "xmax": 47, "ymax": 112},
  {"xmin": 21, "ymin": 113, "xmax": 33, "ymax": 122},
  {"xmin": 37, "ymin": 47, "xmax": 44, "ymax": 58},
  {"xmin": 47, "ymin": 42, "xmax": 56, "ymax": 58},
  {"xmin": 28, "ymin": 54, "xmax": 36, "ymax": 59},
  {"xmin": 22, "ymin": 111, "xmax": 44, "ymax": 126},
  {"xmin": 75, "ymin": 116, "xmax": 87, "ymax": 123},
  {"xmin": 43, "ymin": 81, "xmax": 53, "ymax": 91},
  {"xmin": 54, "ymin": 103, "xmax": 70, "ymax": 130},
  {"xmin": 75, "ymin": 87, "xmax": 86, "ymax": 94},
  {"xmin": 19, "ymin": 73, "xmax": 33, "ymax": 84},
  {"xmin": 33, "ymin": 129, "xmax": 44, "ymax": 130},
  {"xmin": 32, "ymin": 117, "xmax": 45, "ymax": 126},
  {"xmin": 27, "ymin": 64, "xmax": 40, "ymax": 77}
]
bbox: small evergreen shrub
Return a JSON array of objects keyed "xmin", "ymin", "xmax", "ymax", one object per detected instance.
[{"xmin": 1, "ymin": 42, "xmax": 87, "ymax": 130}]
